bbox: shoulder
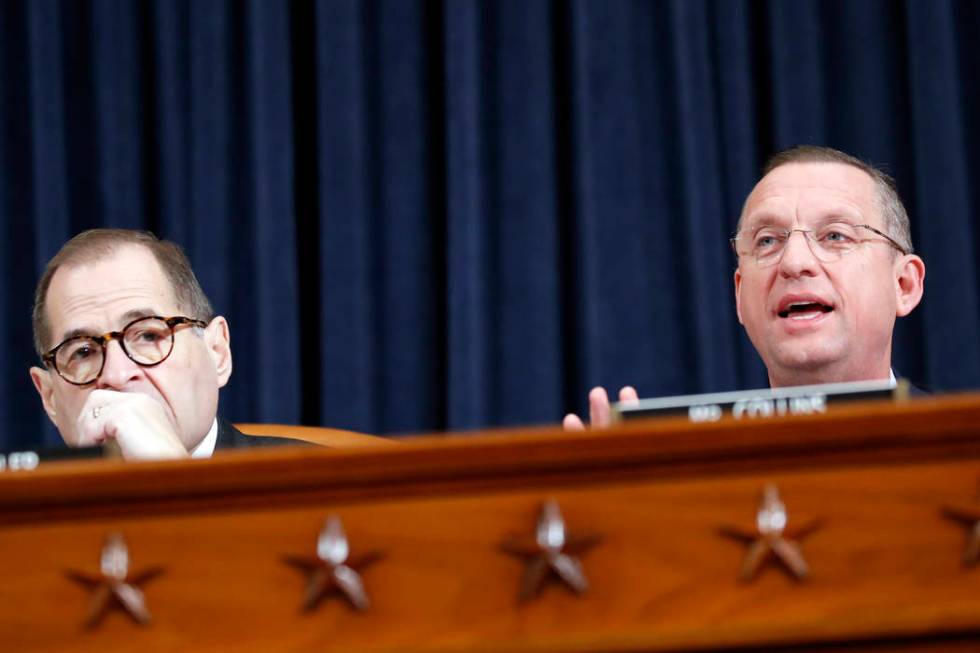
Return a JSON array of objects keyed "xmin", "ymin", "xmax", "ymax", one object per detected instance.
[{"xmin": 215, "ymin": 418, "xmax": 311, "ymax": 450}]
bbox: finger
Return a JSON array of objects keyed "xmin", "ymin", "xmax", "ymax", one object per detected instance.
[
  {"xmin": 78, "ymin": 389, "xmax": 132, "ymax": 444},
  {"xmin": 76, "ymin": 393, "xmax": 115, "ymax": 447},
  {"xmin": 82, "ymin": 391, "xmax": 188, "ymax": 460},
  {"xmin": 588, "ymin": 387, "xmax": 611, "ymax": 428},
  {"xmin": 562, "ymin": 413, "xmax": 586, "ymax": 431},
  {"xmin": 619, "ymin": 386, "xmax": 639, "ymax": 404}
]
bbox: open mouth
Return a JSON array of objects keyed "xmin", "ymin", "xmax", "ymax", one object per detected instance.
[{"xmin": 777, "ymin": 302, "xmax": 833, "ymax": 319}]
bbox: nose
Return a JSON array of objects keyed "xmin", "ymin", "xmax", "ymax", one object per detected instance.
[
  {"xmin": 777, "ymin": 229, "xmax": 820, "ymax": 278},
  {"xmin": 95, "ymin": 339, "xmax": 142, "ymax": 389}
]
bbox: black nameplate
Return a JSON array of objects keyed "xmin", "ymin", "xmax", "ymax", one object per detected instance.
[{"xmin": 613, "ymin": 378, "xmax": 906, "ymax": 424}]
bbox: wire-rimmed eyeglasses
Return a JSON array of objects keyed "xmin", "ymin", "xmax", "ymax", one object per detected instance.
[
  {"xmin": 41, "ymin": 315, "xmax": 208, "ymax": 386},
  {"xmin": 730, "ymin": 222, "xmax": 909, "ymax": 268}
]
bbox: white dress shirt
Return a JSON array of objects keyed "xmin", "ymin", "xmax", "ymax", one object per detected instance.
[{"xmin": 189, "ymin": 417, "xmax": 218, "ymax": 459}]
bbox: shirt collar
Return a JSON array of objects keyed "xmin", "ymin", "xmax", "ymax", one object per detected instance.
[{"xmin": 189, "ymin": 417, "xmax": 218, "ymax": 459}]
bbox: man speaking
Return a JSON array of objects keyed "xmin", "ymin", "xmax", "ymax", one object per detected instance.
[
  {"xmin": 565, "ymin": 145, "xmax": 927, "ymax": 429},
  {"xmin": 29, "ymin": 229, "xmax": 245, "ymax": 460}
]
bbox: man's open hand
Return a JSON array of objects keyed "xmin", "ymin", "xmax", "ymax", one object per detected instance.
[{"xmin": 563, "ymin": 385, "xmax": 639, "ymax": 430}]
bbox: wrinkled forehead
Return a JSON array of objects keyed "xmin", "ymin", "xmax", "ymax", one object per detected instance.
[
  {"xmin": 44, "ymin": 245, "xmax": 181, "ymax": 339},
  {"xmin": 740, "ymin": 162, "xmax": 879, "ymax": 231}
]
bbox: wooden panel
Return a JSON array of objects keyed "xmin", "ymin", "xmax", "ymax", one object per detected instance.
[
  {"xmin": 5, "ymin": 393, "xmax": 980, "ymax": 526},
  {"xmin": 3, "ymin": 394, "xmax": 980, "ymax": 652}
]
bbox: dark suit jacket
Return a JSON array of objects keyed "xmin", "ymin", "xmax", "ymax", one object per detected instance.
[
  {"xmin": 908, "ymin": 383, "xmax": 930, "ymax": 397},
  {"xmin": 216, "ymin": 418, "xmax": 257, "ymax": 449},
  {"xmin": 895, "ymin": 370, "xmax": 931, "ymax": 397},
  {"xmin": 214, "ymin": 418, "xmax": 308, "ymax": 451}
]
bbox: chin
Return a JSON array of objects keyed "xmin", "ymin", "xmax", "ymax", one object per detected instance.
[{"xmin": 769, "ymin": 343, "xmax": 847, "ymax": 375}]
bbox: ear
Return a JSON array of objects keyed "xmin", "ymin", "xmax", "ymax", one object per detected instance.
[
  {"xmin": 894, "ymin": 254, "xmax": 925, "ymax": 317},
  {"xmin": 204, "ymin": 316, "xmax": 233, "ymax": 387},
  {"xmin": 734, "ymin": 268, "xmax": 745, "ymax": 325},
  {"xmin": 29, "ymin": 366, "xmax": 59, "ymax": 422}
]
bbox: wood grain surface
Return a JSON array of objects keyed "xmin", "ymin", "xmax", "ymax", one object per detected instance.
[{"xmin": 2, "ymin": 393, "xmax": 980, "ymax": 652}]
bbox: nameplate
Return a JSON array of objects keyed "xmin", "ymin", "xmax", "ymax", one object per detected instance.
[
  {"xmin": 0, "ymin": 445, "xmax": 105, "ymax": 472},
  {"xmin": 613, "ymin": 379, "xmax": 906, "ymax": 424},
  {"xmin": 0, "ymin": 450, "xmax": 41, "ymax": 472}
]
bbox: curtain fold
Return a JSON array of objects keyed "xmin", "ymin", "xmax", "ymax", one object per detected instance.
[
  {"xmin": 2, "ymin": 0, "xmax": 979, "ymax": 451},
  {"xmin": 905, "ymin": 1, "xmax": 980, "ymax": 389}
]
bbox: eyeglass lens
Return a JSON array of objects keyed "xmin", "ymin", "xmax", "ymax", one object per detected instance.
[
  {"xmin": 54, "ymin": 317, "xmax": 176, "ymax": 384},
  {"xmin": 740, "ymin": 223, "xmax": 871, "ymax": 267}
]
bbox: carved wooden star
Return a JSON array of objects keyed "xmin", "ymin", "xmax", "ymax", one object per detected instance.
[
  {"xmin": 720, "ymin": 484, "xmax": 821, "ymax": 582},
  {"xmin": 942, "ymin": 499, "xmax": 980, "ymax": 566},
  {"xmin": 284, "ymin": 516, "xmax": 383, "ymax": 612},
  {"xmin": 500, "ymin": 500, "xmax": 601, "ymax": 602},
  {"xmin": 64, "ymin": 532, "xmax": 164, "ymax": 628}
]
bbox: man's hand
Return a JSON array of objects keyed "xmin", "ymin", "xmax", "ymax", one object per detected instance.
[
  {"xmin": 563, "ymin": 386, "xmax": 639, "ymax": 430},
  {"xmin": 76, "ymin": 390, "xmax": 190, "ymax": 460}
]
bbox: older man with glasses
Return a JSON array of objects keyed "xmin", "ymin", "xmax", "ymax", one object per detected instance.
[
  {"xmin": 565, "ymin": 145, "xmax": 927, "ymax": 429},
  {"xmin": 30, "ymin": 229, "xmax": 252, "ymax": 460}
]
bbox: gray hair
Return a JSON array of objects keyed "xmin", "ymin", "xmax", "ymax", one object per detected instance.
[
  {"xmin": 33, "ymin": 229, "xmax": 214, "ymax": 357},
  {"xmin": 738, "ymin": 145, "xmax": 913, "ymax": 254}
]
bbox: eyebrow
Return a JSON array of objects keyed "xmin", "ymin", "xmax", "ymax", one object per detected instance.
[
  {"xmin": 58, "ymin": 308, "xmax": 161, "ymax": 342},
  {"xmin": 742, "ymin": 211, "xmax": 863, "ymax": 233}
]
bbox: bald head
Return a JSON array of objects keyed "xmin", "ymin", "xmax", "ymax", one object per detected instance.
[
  {"xmin": 737, "ymin": 145, "xmax": 913, "ymax": 255},
  {"xmin": 33, "ymin": 229, "xmax": 213, "ymax": 357}
]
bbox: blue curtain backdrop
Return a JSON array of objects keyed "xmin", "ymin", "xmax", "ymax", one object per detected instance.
[{"xmin": 1, "ymin": 0, "xmax": 978, "ymax": 451}]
